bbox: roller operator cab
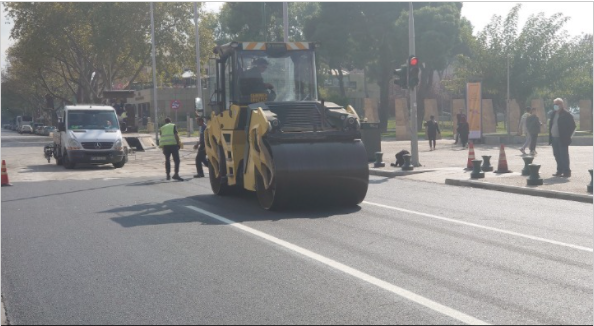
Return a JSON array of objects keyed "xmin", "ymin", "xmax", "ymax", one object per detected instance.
[
  {"xmin": 53, "ymin": 105, "xmax": 128, "ymax": 169},
  {"xmin": 205, "ymin": 41, "xmax": 369, "ymax": 210}
]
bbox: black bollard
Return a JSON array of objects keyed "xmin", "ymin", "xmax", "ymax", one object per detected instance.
[
  {"xmin": 481, "ymin": 155, "xmax": 493, "ymax": 172},
  {"xmin": 471, "ymin": 159, "xmax": 485, "ymax": 178},
  {"xmin": 521, "ymin": 156, "xmax": 535, "ymax": 176},
  {"xmin": 526, "ymin": 164, "xmax": 543, "ymax": 185},
  {"xmin": 374, "ymin": 152, "xmax": 385, "ymax": 168},
  {"xmin": 588, "ymin": 169, "xmax": 593, "ymax": 193},
  {"xmin": 402, "ymin": 154, "xmax": 414, "ymax": 171}
]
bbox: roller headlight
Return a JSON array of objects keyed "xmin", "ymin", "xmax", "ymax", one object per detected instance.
[{"xmin": 269, "ymin": 119, "xmax": 281, "ymax": 133}]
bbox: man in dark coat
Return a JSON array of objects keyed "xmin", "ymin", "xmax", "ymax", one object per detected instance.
[
  {"xmin": 424, "ymin": 115, "xmax": 441, "ymax": 151},
  {"xmin": 549, "ymin": 98, "xmax": 576, "ymax": 177}
]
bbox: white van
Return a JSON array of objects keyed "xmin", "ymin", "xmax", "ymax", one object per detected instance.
[{"xmin": 53, "ymin": 105, "xmax": 128, "ymax": 169}]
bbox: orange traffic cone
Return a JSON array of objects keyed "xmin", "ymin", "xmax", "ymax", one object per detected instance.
[
  {"xmin": 494, "ymin": 144, "xmax": 512, "ymax": 173},
  {"xmin": 465, "ymin": 142, "xmax": 475, "ymax": 170},
  {"xmin": 1, "ymin": 160, "xmax": 12, "ymax": 186}
]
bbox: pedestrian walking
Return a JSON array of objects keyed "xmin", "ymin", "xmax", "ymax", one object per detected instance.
[
  {"xmin": 424, "ymin": 115, "xmax": 441, "ymax": 151},
  {"xmin": 457, "ymin": 116, "xmax": 470, "ymax": 148},
  {"xmin": 159, "ymin": 117, "xmax": 184, "ymax": 181},
  {"xmin": 549, "ymin": 98, "xmax": 576, "ymax": 177},
  {"xmin": 454, "ymin": 109, "xmax": 466, "ymax": 144},
  {"xmin": 193, "ymin": 117, "xmax": 209, "ymax": 178},
  {"xmin": 518, "ymin": 107, "xmax": 532, "ymax": 154},
  {"xmin": 526, "ymin": 107, "xmax": 542, "ymax": 155}
]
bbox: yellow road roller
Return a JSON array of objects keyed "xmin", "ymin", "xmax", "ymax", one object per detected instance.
[{"xmin": 204, "ymin": 42, "xmax": 368, "ymax": 210}]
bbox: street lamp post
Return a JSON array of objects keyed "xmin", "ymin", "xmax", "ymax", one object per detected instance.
[
  {"xmin": 506, "ymin": 55, "xmax": 510, "ymax": 142},
  {"xmin": 150, "ymin": 3, "xmax": 159, "ymax": 145}
]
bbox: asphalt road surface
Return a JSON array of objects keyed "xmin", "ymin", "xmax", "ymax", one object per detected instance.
[{"xmin": 1, "ymin": 130, "xmax": 592, "ymax": 325}]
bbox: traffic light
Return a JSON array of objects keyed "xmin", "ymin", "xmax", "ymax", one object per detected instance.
[
  {"xmin": 393, "ymin": 64, "xmax": 408, "ymax": 89},
  {"xmin": 408, "ymin": 55, "xmax": 420, "ymax": 89}
]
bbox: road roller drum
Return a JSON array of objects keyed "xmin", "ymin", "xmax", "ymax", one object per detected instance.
[{"xmin": 255, "ymin": 140, "xmax": 369, "ymax": 210}]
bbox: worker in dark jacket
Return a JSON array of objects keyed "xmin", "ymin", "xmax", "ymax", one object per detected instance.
[
  {"xmin": 549, "ymin": 98, "xmax": 576, "ymax": 177},
  {"xmin": 193, "ymin": 117, "xmax": 209, "ymax": 178},
  {"xmin": 457, "ymin": 116, "xmax": 470, "ymax": 149}
]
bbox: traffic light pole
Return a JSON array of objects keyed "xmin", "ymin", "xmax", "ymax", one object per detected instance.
[{"xmin": 408, "ymin": 3, "xmax": 421, "ymax": 167}]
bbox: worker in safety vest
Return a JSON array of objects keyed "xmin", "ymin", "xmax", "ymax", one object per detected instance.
[{"xmin": 159, "ymin": 117, "xmax": 183, "ymax": 181}]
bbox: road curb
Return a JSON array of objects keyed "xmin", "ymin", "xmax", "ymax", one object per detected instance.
[
  {"xmin": 445, "ymin": 178, "xmax": 593, "ymax": 203},
  {"xmin": 369, "ymin": 168, "xmax": 435, "ymax": 178}
]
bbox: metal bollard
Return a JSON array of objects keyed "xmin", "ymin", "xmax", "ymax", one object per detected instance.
[
  {"xmin": 481, "ymin": 155, "xmax": 493, "ymax": 172},
  {"xmin": 521, "ymin": 156, "xmax": 535, "ymax": 176},
  {"xmin": 470, "ymin": 159, "xmax": 485, "ymax": 178},
  {"xmin": 588, "ymin": 169, "xmax": 593, "ymax": 193},
  {"xmin": 374, "ymin": 152, "xmax": 385, "ymax": 168},
  {"xmin": 402, "ymin": 154, "xmax": 414, "ymax": 171},
  {"xmin": 526, "ymin": 164, "xmax": 543, "ymax": 185}
]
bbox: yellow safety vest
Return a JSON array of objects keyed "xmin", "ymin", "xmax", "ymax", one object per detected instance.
[{"xmin": 159, "ymin": 123, "xmax": 177, "ymax": 147}]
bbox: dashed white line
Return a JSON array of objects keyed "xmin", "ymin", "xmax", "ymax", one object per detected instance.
[
  {"xmin": 363, "ymin": 201, "xmax": 593, "ymax": 252},
  {"xmin": 185, "ymin": 205, "xmax": 490, "ymax": 325}
]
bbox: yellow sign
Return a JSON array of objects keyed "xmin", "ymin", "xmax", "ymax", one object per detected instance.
[
  {"xmin": 466, "ymin": 82, "xmax": 482, "ymax": 139},
  {"xmin": 250, "ymin": 93, "xmax": 267, "ymax": 103}
]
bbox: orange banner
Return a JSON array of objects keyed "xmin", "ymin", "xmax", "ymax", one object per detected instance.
[{"xmin": 466, "ymin": 82, "xmax": 482, "ymax": 139}]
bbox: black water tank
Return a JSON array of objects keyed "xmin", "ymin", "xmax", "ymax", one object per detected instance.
[{"xmin": 360, "ymin": 122, "xmax": 381, "ymax": 162}]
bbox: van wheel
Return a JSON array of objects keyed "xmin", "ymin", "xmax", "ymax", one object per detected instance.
[
  {"xmin": 113, "ymin": 156, "xmax": 126, "ymax": 168},
  {"xmin": 54, "ymin": 146, "xmax": 63, "ymax": 165},
  {"xmin": 63, "ymin": 152, "xmax": 75, "ymax": 169}
]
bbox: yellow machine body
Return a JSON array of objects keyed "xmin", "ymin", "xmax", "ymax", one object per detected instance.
[{"xmin": 204, "ymin": 42, "xmax": 369, "ymax": 210}]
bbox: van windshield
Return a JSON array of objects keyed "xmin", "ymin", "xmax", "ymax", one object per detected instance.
[{"xmin": 67, "ymin": 110, "xmax": 119, "ymax": 130}]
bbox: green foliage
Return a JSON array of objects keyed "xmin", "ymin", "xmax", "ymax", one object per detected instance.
[
  {"xmin": 445, "ymin": 4, "xmax": 593, "ymax": 114},
  {"xmin": 218, "ymin": 2, "xmax": 319, "ymax": 42},
  {"xmin": 3, "ymin": 2, "xmax": 216, "ymax": 108}
]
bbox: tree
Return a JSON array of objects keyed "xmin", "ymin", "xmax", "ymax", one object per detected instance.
[
  {"xmin": 445, "ymin": 4, "xmax": 592, "ymax": 119},
  {"xmin": 303, "ymin": 3, "xmax": 359, "ymax": 98},
  {"xmin": 394, "ymin": 3, "xmax": 464, "ymax": 128},
  {"xmin": 4, "ymin": 2, "xmax": 207, "ymax": 105},
  {"xmin": 218, "ymin": 2, "xmax": 318, "ymax": 43}
]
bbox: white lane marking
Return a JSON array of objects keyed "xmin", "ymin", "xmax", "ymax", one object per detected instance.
[
  {"xmin": 185, "ymin": 205, "xmax": 490, "ymax": 325},
  {"xmin": 363, "ymin": 201, "xmax": 593, "ymax": 253}
]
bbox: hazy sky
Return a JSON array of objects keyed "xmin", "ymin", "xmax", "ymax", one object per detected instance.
[{"xmin": 1, "ymin": 2, "xmax": 593, "ymax": 69}]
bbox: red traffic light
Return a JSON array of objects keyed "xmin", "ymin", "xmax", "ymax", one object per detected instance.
[{"xmin": 409, "ymin": 56, "xmax": 418, "ymax": 66}]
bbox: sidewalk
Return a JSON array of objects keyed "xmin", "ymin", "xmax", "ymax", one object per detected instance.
[
  {"xmin": 369, "ymin": 137, "xmax": 593, "ymax": 203},
  {"xmin": 131, "ymin": 132, "xmax": 593, "ymax": 203}
]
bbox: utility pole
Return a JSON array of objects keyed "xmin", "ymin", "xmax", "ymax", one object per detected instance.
[
  {"xmin": 506, "ymin": 55, "xmax": 510, "ymax": 142},
  {"xmin": 408, "ymin": 2, "xmax": 420, "ymax": 167},
  {"xmin": 262, "ymin": 3, "xmax": 267, "ymax": 41},
  {"xmin": 283, "ymin": 2, "xmax": 289, "ymax": 41},
  {"xmin": 194, "ymin": 3, "xmax": 202, "ymax": 100},
  {"xmin": 191, "ymin": 2, "xmax": 202, "ymax": 136},
  {"xmin": 150, "ymin": 3, "xmax": 159, "ymax": 145}
]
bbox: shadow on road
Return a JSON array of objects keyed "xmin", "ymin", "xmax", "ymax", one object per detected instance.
[
  {"xmin": 19, "ymin": 164, "xmax": 117, "ymax": 173},
  {"xmin": 107, "ymin": 189, "xmax": 363, "ymax": 228}
]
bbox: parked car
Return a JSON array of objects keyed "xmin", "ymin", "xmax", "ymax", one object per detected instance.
[
  {"xmin": 35, "ymin": 125, "xmax": 45, "ymax": 135},
  {"xmin": 20, "ymin": 125, "xmax": 33, "ymax": 134},
  {"xmin": 43, "ymin": 126, "xmax": 56, "ymax": 136}
]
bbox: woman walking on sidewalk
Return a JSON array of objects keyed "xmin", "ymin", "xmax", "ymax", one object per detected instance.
[
  {"xmin": 425, "ymin": 115, "xmax": 441, "ymax": 151},
  {"xmin": 518, "ymin": 107, "xmax": 532, "ymax": 154}
]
